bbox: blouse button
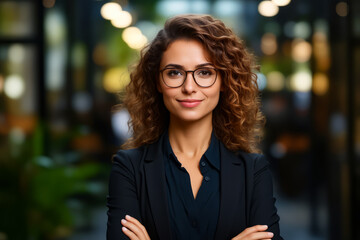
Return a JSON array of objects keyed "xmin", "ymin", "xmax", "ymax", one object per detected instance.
[
  {"xmin": 200, "ymin": 161, "xmax": 206, "ymax": 167},
  {"xmin": 204, "ymin": 176, "xmax": 210, "ymax": 182}
]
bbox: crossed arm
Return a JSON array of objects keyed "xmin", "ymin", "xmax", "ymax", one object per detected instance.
[{"xmin": 121, "ymin": 215, "xmax": 274, "ymax": 240}]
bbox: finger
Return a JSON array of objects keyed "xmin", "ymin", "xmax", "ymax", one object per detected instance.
[
  {"xmin": 125, "ymin": 215, "xmax": 151, "ymax": 240},
  {"xmin": 122, "ymin": 226, "xmax": 139, "ymax": 240},
  {"xmin": 232, "ymin": 232, "xmax": 273, "ymax": 240},
  {"xmin": 121, "ymin": 219, "xmax": 146, "ymax": 239},
  {"xmin": 247, "ymin": 231, "xmax": 274, "ymax": 239},
  {"xmin": 234, "ymin": 225, "xmax": 268, "ymax": 239}
]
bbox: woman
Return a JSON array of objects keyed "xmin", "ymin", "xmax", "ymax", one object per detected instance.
[{"xmin": 107, "ymin": 14, "xmax": 282, "ymax": 240}]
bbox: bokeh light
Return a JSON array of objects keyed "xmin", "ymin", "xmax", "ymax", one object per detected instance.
[
  {"xmin": 100, "ymin": 2, "xmax": 122, "ymax": 20},
  {"xmin": 312, "ymin": 72, "xmax": 329, "ymax": 96},
  {"xmin": 0, "ymin": 75, "xmax": 4, "ymax": 93},
  {"xmin": 111, "ymin": 109, "xmax": 131, "ymax": 140},
  {"xmin": 284, "ymin": 21, "xmax": 295, "ymax": 38},
  {"xmin": 136, "ymin": 21, "xmax": 161, "ymax": 42},
  {"xmin": 291, "ymin": 39, "xmax": 312, "ymax": 62},
  {"xmin": 92, "ymin": 43, "xmax": 107, "ymax": 66},
  {"xmin": 8, "ymin": 44, "xmax": 25, "ymax": 64},
  {"xmin": 267, "ymin": 71, "xmax": 285, "ymax": 91},
  {"xmin": 313, "ymin": 32, "xmax": 331, "ymax": 71},
  {"xmin": 293, "ymin": 21, "xmax": 311, "ymax": 39},
  {"xmin": 122, "ymin": 27, "xmax": 148, "ymax": 50},
  {"xmin": 272, "ymin": 0, "xmax": 291, "ymax": 7},
  {"xmin": 111, "ymin": 10, "xmax": 132, "ymax": 28},
  {"xmin": 9, "ymin": 127, "xmax": 26, "ymax": 145},
  {"xmin": 43, "ymin": 0, "xmax": 56, "ymax": 8},
  {"xmin": 261, "ymin": 33, "xmax": 278, "ymax": 55},
  {"xmin": 72, "ymin": 92, "xmax": 92, "ymax": 113},
  {"xmin": 45, "ymin": 10, "xmax": 66, "ymax": 46},
  {"xmin": 336, "ymin": 2, "xmax": 348, "ymax": 17},
  {"xmin": 103, "ymin": 67, "xmax": 130, "ymax": 93},
  {"xmin": 257, "ymin": 73, "xmax": 267, "ymax": 91},
  {"xmin": 4, "ymin": 74, "xmax": 25, "ymax": 99},
  {"xmin": 258, "ymin": 1, "xmax": 279, "ymax": 17},
  {"xmin": 290, "ymin": 71, "xmax": 312, "ymax": 92}
]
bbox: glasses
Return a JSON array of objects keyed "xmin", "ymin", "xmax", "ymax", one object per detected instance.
[{"xmin": 160, "ymin": 67, "xmax": 218, "ymax": 88}]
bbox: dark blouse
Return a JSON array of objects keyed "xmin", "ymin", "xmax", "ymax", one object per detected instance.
[{"xmin": 163, "ymin": 131, "xmax": 220, "ymax": 240}]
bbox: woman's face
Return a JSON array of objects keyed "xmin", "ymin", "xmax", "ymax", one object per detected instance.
[{"xmin": 158, "ymin": 39, "xmax": 222, "ymax": 124}]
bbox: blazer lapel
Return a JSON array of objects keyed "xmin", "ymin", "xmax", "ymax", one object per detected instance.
[
  {"xmin": 144, "ymin": 135, "xmax": 172, "ymax": 240},
  {"xmin": 214, "ymin": 143, "xmax": 245, "ymax": 240}
]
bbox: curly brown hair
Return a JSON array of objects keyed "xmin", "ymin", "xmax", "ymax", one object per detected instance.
[{"xmin": 120, "ymin": 14, "xmax": 264, "ymax": 153}]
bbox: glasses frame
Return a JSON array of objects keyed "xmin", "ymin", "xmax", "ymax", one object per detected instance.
[{"xmin": 159, "ymin": 67, "xmax": 218, "ymax": 88}]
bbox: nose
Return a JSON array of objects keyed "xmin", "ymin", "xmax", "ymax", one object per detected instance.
[{"xmin": 182, "ymin": 72, "xmax": 197, "ymax": 93}]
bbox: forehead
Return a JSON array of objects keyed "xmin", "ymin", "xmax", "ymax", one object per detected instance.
[{"xmin": 160, "ymin": 39, "xmax": 212, "ymax": 68}]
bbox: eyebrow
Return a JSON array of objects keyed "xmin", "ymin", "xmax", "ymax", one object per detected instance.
[{"xmin": 163, "ymin": 63, "xmax": 214, "ymax": 69}]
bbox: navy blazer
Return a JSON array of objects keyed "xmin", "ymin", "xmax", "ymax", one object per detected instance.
[{"xmin": 107, "ymin": 133, "xmax": 282, "ymax": 240}]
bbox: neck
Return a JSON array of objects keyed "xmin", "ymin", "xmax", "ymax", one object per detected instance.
[{"xmin": 168, "ymin": 116, "xmax": 213, "ymax": 158}]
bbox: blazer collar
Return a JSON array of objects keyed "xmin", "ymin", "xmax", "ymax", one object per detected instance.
[
  {"xmin": 143, "ymin": 133, "xmax": 172, "ymax": 240},
  {"xmin": 214, "ymin": 143, "xmax": 245, "ymax": 240}
]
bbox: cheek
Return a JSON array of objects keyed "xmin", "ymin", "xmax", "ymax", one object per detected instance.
[{"xmin": 161, "ymin": 89, "xmax": 176, "ymax": 108}]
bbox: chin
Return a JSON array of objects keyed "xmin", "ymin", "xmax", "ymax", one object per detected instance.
[{"xmin": 172, "ymin": 112, "xmax": 212, "ymax": 123}]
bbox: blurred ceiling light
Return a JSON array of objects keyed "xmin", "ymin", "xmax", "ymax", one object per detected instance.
[
  {"xmin": 290, "ymin": 71, "xmax": 312, "ymax": 92},
  {"xmin": 272, "ymin": 0, "xmax": 291, "ymax": 7},
  {"xmin": 122, "ymin": 27, "xmax": 148, "ymax": 50},
  {"xmin": 8, "ymin": 44, "xmax": 25, "ymax": 64},
  {"xmin": 267, "ymin": 71, "xmax": 285, "ymax": 91},
  {"xmin": 313, "ymin": 73, "xmax": 329, "ymax": 96},
  {"xmin": 101, "ymin": 2, "xmax": 122, "ymax": 20},
  {"xmin": 261, "ymin": 33, "xmax": 277, "ymax": 55},
  {"xmin": 4, "ymin": 74, "xmax": 25, "ymax": 99},
  {"xmin": 43, "ymin": 0, "xmax": 56, "ymax": 8},
  {"xmin": 336, "ymin": 2, "xmax": 348, "ymax": 17},
  {"xmin": 258, "ymin": 1, "xmax": 279, "ymax": 17},
  {"xmin": 291, "ymin": 39, "xmax": 312, "ymax": 62},
  {"xmin": 103, "ymin": 67, "xmax": 130, "ymax": 93},
  {"xmin": 111, "ymin": 10, "xmax": 132, "ymax": 28}
]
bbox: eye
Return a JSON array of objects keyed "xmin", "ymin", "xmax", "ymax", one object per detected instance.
[
  {"xmin": 165, "ymin": 69, "xmax": 184, "ymax": 78},
  {"xmin": 196, "ymin": 68, "xmax": 215, "ymax": 77}
]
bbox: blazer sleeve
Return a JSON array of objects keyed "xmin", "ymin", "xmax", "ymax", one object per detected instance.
[
  {"xmin": 248, "ymin": 154, "xmax": 283, "ymax": 240},
  {"xmin": 106, "ymin": 150, "xmax": 142, "ymax": 240}
]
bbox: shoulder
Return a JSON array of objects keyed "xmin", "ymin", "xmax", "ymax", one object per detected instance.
[
  {"xmin": 236, "ymin": 151, "xmax": 270, "ymax": 175},
  {"xmin": 111, "ymin": 146, "xmax": 148, "ymax": 172},
  {"xmin": 113, "ymin": 147, "xmax": 146, "ymax": 162}
]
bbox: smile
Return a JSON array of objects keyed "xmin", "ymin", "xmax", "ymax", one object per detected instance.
[{"xmin": 177, "ymin": 99, "xmax": 202, "ymax": 108}]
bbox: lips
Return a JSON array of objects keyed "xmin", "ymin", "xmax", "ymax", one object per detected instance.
[{"xmin": 177, "ymin": 99, "xmax": 202, "ymax": 108}]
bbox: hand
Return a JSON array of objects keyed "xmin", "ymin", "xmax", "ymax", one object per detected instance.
[
  {"xmin": 121, "ymin": 215, "xmax": 151, "ymax": 240},
  {"xmin": 231, "ymin": 225, "xmax": 274, "ymax": 240}
]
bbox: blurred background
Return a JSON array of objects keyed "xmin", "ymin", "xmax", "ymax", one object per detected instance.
[{"xmin": 0, "ymin": 0, "xmax": 359, "ymax": 239}]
